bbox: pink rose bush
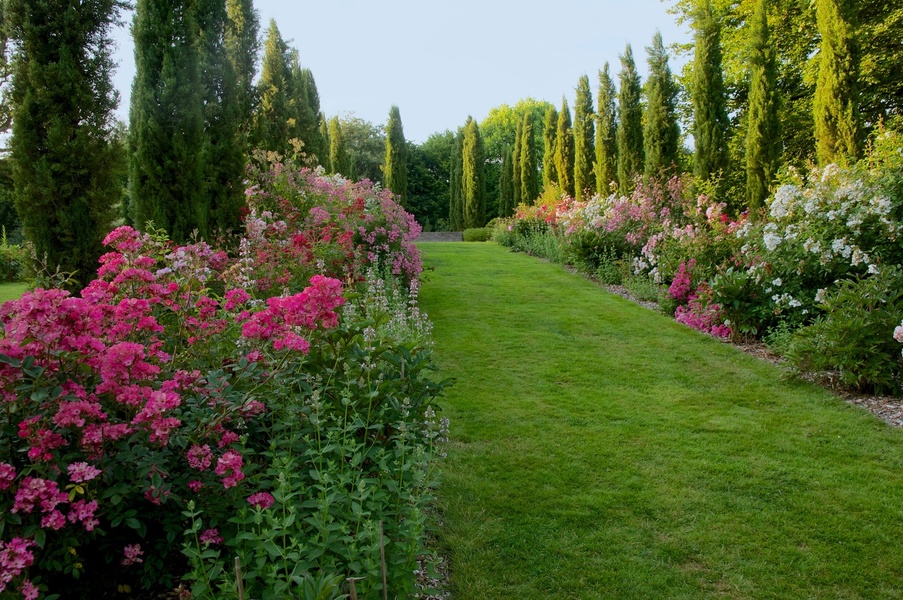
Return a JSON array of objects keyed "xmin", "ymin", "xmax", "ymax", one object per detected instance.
[{"xmin": 0, "ymin": 160, "xmax": 443, "ymax": 598}]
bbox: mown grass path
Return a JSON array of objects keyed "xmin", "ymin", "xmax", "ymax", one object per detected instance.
[{"xmin": 417, "ymin": 242, "xmax": 903, "ymax": 599}]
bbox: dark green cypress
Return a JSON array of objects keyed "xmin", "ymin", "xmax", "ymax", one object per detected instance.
[
  {"xmin": 555, "ymin": 97, "xmax": 575, "ymax": 197},
  {"xmin": 617, "ymin": 44, "xmax": 644, "ymax": 194},
  {"xmin": 318, "ymin": 113, "xmax": 331, "ymax": 172},
  {"xmin": 511, "ymin": 118, "xmax": 523, "ymax": 208},
  {"xmin": 254, "ymin": 19, "xmax": 292, "ymax": 154},
  {"xmin": 499, "ymin": 145, "xmax": 515, "ymax": 217},
  {"xmin": 129, "ymin": 0, "xmax": 206, "ymax": 242},
  {"xmin": 595, "ymin": 63, "xmax": 618, "ymax": 196},
  {"xmin": 225, "ymin": 0, "xmax": 259, "ymax": 141},
  {"xmin": 328, "ymin": 116, "xmax": 351, "ymax": 177},
  {"xmin": 745, "ymin": 0, "xmax": 781, "ymax": 211},
  {"xmin": 573, "ymin": 75, "xmax": 595, "ymax": 199},
  {"xmin": 519, "ymin": 113, "xmax": 540, "ymax": 205},
  {"xmin": 814, "ymin": 0, "xmax": 860, "ymax": 165},
  {"xmin": 644, "ymin": 31, "xmax": 680, "ymax": 179},
  {"xmin": 449, "ymin": 130, "xmax": 464, "ymax": 231},
  {"xmin": 461, "ymin": 116, "xmax": 486, "ymax": 228},
  {"xmin": 691, "ymin": 0, "xmax": 730, "ymax": 183},
  {"xmin": 384, "ymin": 105, "xmax": 408, "ymax": 206},
  {"xmin": 299, "ymin": 68, "xmax": 325, "ymax": 164},
  {"xmin": 542, "ymin": 105, "xmax": 559, "ymax": 190},
  {"xmin": 7, "ymin": 0, "xmax": 124, "ymax": 286},
  {"xmin": 197, "ymin": 0, "xmax": 244, "ymax": 234}
]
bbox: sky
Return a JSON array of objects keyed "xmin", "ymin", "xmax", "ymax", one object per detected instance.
[{"xmin": 110, "ymin": 0, "xmax": 692, "ymax": 144}]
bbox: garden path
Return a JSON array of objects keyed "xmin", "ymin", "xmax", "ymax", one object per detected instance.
[{"xmin": 418, "ymin": 242, "xmax": 903, "ymax": 599}]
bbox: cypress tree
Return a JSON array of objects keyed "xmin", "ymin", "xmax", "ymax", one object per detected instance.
[
  {"xmin": 555, "ymin": 97, "xmax": 575, "ymax": 197},
  {"xmin": 130, "ymin": 0, "xmax": 206, "ymax": 242},
  {"xmin": 542, "ymin": 105, "xmax": 559, "ymax": 190},
  {"xmin": 254, "ymin": 20, "xmax": 292, "ymax": 154},
  {"xmin": 691, "ymin": 0, "xmax": 730, "ymax": 183},
  {"xmin": 519, "ymin": 113, "xmax": 540, "ymax": 205},
  {"xmin": 617, "ymin": 44, "xmax": 644, "ymax": 194},
  {"xmin": 511, "ymin": 118, "xmax": 523, "ymax": 208},
  {"xmin": 318, "ymin": 113, "xmax": 331, "ymax": 172},
  {"xmin": 814, "ymin": 0, "xmax": 860, "ymax": 165},
  {"xmin": 384, "ymin": 105, "xmax": 408, "ymax": 206},
  {"xmin": 449, "ymin": 130, "xmax": 464, "ymax": 230},
  {"xmin": 197, "ymin": 0, "xmax": 244, "ymax": 234},
  {"xmin": 745, "ymin": 0, "xmax": 781, "ymax": 211},
  {"xmin": 595, "ymin": 63, "xmax": 618, "ymax": 196},
  {"xmin": 7, "ymin": 0, "xmax": 123, "ymax": 286},
  {"xmin": 644, "ymin": 32, "xmax": 680, "ymax": 179},
  {"xmin": 328, "ymin": 116, "xmax": 351, "ymax": 177},
  {"xmin": 573, "ymin": 75, "xmax": 596, "ymax": 200},
  {"xmin": 225, "ymin": 0, "xmax": 259, "ymax": 140},
  {"xmin": 499, "ymin": 145, "xmax": 515, "ymax": 217},
  {"xmin": 299, "ymin": 68, "xmax": 325, "ymax": 164},
  {"xmin": 461, "ymin": 116, "xmax": 486, "ymax": 228}
]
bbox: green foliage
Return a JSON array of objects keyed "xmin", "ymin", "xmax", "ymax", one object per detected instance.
[
  {"xmin": 337, "ymin": 114, "xmax": 386, "ymax": 183},
  {"xmin": 130, "ymin": 0, "xmax": 206, "ymax": 243},
  {"xmin": 498, "ymin": 145, "xmax": 515, "ymax": 218},
  {"xmin": 289, "ymin": 63, "xmax": 325, "ymax": 166},
  {"xmin": 691, "ymin": 0, "xmax": 730, "ymax": 185},
  {"xmin": 573, "ymin": 75, "xmax": 595, "ymax": 199},
  {"xmin": 463, "ymin": 228, "xmax": 491, "ymax": 242},
  {"xmin": 461, "ymin": 117, "xmax": 486, "ymax": 229},
  {"xmin": 328, "ymin": 117, "xmax": 352, "ymax": 177},
  {"xmin": 512, "ymin": 118, "xmax": 523, "ymax": 209},
  {"xmin": 814, "ymin": 0, "xmax": 860, "ymax": 165},
  {"xmin": 554, "ymin": 98, "xmax": 575, "ymax": 197},
  {"xmin": 786, "ymin": 266, "xmax": 903, "ymax": 394},
  {"xmin": 253, "ymin": 20, "xmax": 293, "ymax": 155},
  {"xmin": 595, "ymin": 63, "xmax": 618, "ymax": 197},
  {"xmin": 643, "ymin": 32, "xmax": 680, "ymax": 180},
  {"xmin": 384, "ymin": 105, "xmax": 408, "ymax": 206},
  {"xmin": 406, "ymin": 131, "xmax": 454, "ymax": 229},
  {"xmin": 622, "ymin": 273, "xmax": 663, "ymax": 302},
  {"xmin": 617, "ymin": 45, "xmax": 644, "ymax": 194},
  {"xmin": 519, "ymin": 113, "xmax": 540, "ymax": 205},
  {"xmin": 7, "ymin": 0, "xmax": 124, "ymax": 287},
  {"xmin": 542, "ymin": 105, "xmax": 559, "ymax": 190},
  {"xmin": 745, "ymin": 0, "xmax": 781, "ymax": 212},
  {"xmin": 0, "ymin": 231, "xmax": 26, "ymax": 282},
  {"xmin": 448, "ymin": 130, "xmax": 464, "ymax": 231},
  {"xmin": 318, "ymin": 114, "xmax": 331, "ymax": 172},
  {"xmin": 224, "ymin": 0, "xmax": 260, "ymax": 140}
]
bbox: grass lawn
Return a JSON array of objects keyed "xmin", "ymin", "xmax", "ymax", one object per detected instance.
[
  {"xmin": 418, "ymin": 242, "xmax": 903, "ymax": 599},
  {"xmin": 0, "ymin": 281, "xmax": 28, "ymax": 303}
]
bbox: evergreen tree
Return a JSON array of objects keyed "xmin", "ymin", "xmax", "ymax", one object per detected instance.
[
  {"xmin": 814, "ymin": 0, "xmax": 860, "ymax": 165},
  {"xmin": 328, "ymin": 116, "xmax": 351, "ymax": 177},
  {"xmin": 130, "ymin": 0, "xmax": 206, "ymax": 242},
  {"xmin": 555, "ymin": 97, "xmax": 575, "ymax": 197},
  {"xmin": 511, "ymin": 117, "xmax": 523, "ymax": 208},
  {"xmin": 644, "ymin": 32, "xmax": 680, "ymax": 179},
  {"xmin": 499, "ymin": 145, "xmax": 515, "ymax": 217},
  {"xmin": 299, "ymin": 68, "xmax": 325, "ymax": 164},
  {"xmin": 461, "ymin": 117, "xmax": 486, "ymax": 228},
  {"xmin": 617, "ymin": 44, "xmax": 644, "ymax": 193},
  {"xmin": 691, "ymin": 0, "xmax": 730, "ymax": 183},
  {"xmin": 745, "ymin": 0, "xmax": 781, "ymax": 211},
  {"xmin": 384, "ymin": 105, "xmax": 408, "ymax": 206},
  {"xmin": 542, "ymin": 105, "xmax": 559, "ymax": 190},
  {"xmin": 254, "ymin": 20, "xmax": 292, "ymax": 154},
  {"xmin": 6, "ymin": 0, "xmax": 124, "ymax": 286},
  {"xmin": 519, "ymin": 113, "xmax": 540, "ymax": 205},
  {"xmin": 225, "ymin": 0, "xmax": 259, "ymax": 140},
  {"xmin": 449, "ymin": 130, "xmax": 464, "ymax": 230},
  {"xmin": 197, "ymin": 0, "xmax": 244, "ymax": 234},
  {"xmin": 318, "ymin": 113, "xmax": 331, "ymax": 172},
  {"xmin": 573, "ymin": 75, "xmax": 595, "ymax": 199},
  {"xmin": 595, "ymin": 63, "xmax": 618, "ymax": 196}
]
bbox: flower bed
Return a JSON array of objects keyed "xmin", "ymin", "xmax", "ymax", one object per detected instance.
[{"xmin": 0, "ymin": 163, "xmax": 446, "ymax": 599}]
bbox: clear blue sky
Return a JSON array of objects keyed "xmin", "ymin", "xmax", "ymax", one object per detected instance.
[{"xmin": 111, "ymin": 0, "xmax": 691, "ymax": 143}]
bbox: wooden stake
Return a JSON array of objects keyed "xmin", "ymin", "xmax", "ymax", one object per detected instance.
[
  {"xmin": 346, "ymin": 577, "xmax": 364, "ymax": 600},
  {"xmin": 235, "ymin": 556, "xmax": 245, "ymax": 600},
  {"xmin": 379, "ymin": 520, "xmax": 388, "ymax": 600}
]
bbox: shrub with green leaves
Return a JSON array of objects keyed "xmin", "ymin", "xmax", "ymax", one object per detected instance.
[{"xmin": 463, "ymin": 228, "xmax": 490, "ymax": 242}]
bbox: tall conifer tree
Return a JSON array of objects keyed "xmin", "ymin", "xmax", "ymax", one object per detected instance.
[
  {"xmin": 299, "ymin": 68, "xmax": 325, "ymax": 163},
  {"xmin": 254, "ymin": 20, "xmax": 292, "ymax": 154},
  {"xmin": 225, "ymin": 0, "xmax": 259, "ymax": 140},
  {"xmin": 595, "ymin": 63, "xmax": 618, "ymax": 196},
  {"xmin": 384, "ymin": 105, "xmax": 408, "ymax": 206},
  {"xmin": 644, "ymin": 32, "xmax": 680, "ymax": 179},
  {"xmin": 7, "ymin": 0, "xmax": 124, "ymax": 285},
  {"xmin": 318, "ymin": 113, "xmax": 331, "ymax": 172},
  {"xmin": 617, "ymin": 45, "xmax": 644, "ymax": 193},
  {"xmin": 814, "ymin": 0, "xmax": 860, "ymax": 165},
  {"xmin": 573, "ymin": 75, "xmax": 595, "ymax": 199},
  {"xmin": 130, "ymin": 0, "xmax": 206, "ymax": 242},
  {"xmin": 555, "ymin": 97, "xmax": 575, "ymax": 197},
  {"xmin": 519, "ymin": 113, "xmax": 540, "ymax": 205},
  {"xmin": 499, "ymin": 145, "xmax": 515, "ymax": 217},
  {"xmin": 542, "ymin": 105, "xmax": 559, "ymax": 190},
  {"xmin": 512, "ymin": 118, "xmax": 523, "ymax": 208},
  {"xmin": 328, "ymin": 116, "xmax": 351, "ymax": 177},
  {"xmin": 461, "ymin": 117, "xmax": 486, "ymax": 228},
  {"xmin": 691, "ymin": 0, "xmax": 730, "ymax": 183},
  {"xmin": 449, "ymin": 130, "xmax": 464, "ymax": 230},
  {"xmin": 745, "ymin": 0, "xmax": 781, "ymax": 211}
]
